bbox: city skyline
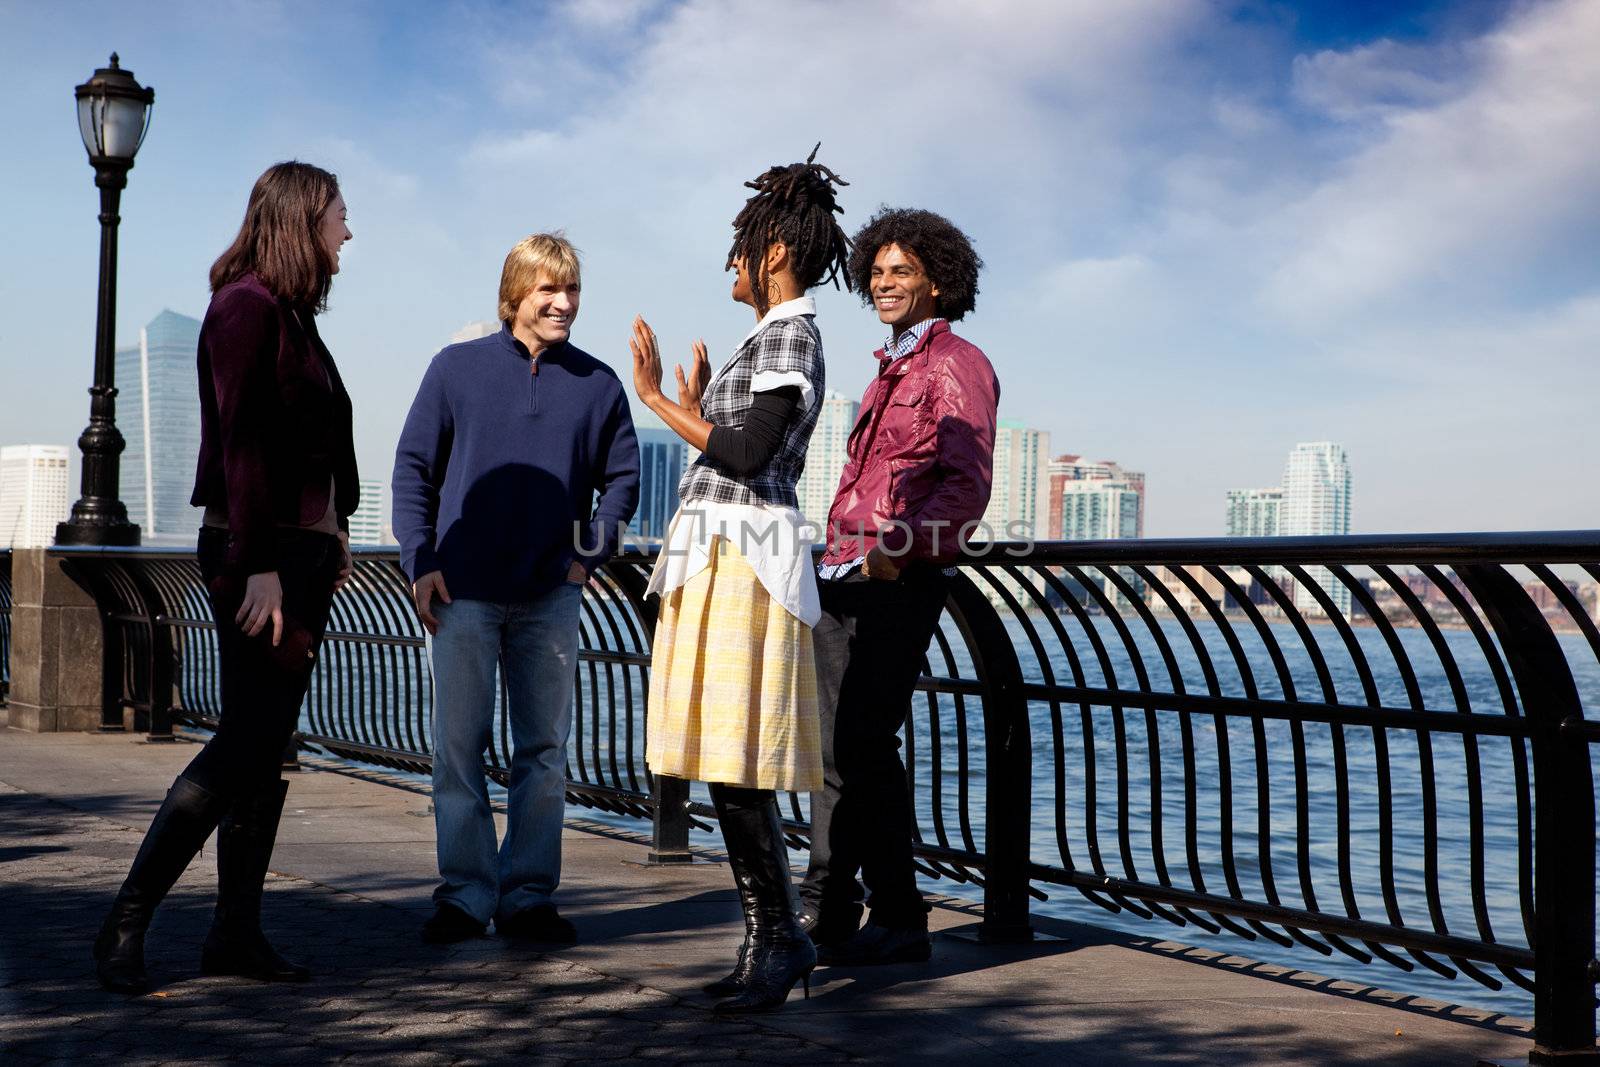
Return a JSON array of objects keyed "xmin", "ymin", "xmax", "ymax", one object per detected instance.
[{"xmin": 4, "ymin": 2, "xmax": 1595, "ymax": 539}]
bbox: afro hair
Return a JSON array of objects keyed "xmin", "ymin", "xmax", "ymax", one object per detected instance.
[{"xmin": 847, "ymin": 207, "xmax": 983, "ymax": 321}]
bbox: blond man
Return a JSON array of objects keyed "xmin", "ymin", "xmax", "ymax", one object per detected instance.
[{"xmin": 393, "ymin": 234, "xmax": 639, "ymax": 943}]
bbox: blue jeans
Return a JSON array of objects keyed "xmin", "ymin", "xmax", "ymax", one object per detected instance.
[{"xmin": 427, "ymin": 585, "xmax": 582, "ymax": 924}]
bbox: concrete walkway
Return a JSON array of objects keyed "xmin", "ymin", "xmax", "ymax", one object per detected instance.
[{"xmin": 0, "ymin": 730, "xmax": 1535, "ymax": 1065}]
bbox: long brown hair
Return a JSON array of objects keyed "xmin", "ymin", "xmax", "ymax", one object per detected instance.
[{"xmin": 210, "ymin": 161, "xmax": 341, "ymax": 311}]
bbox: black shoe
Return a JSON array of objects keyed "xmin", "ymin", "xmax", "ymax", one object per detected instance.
[
  {"xmin": 421, "ymin": 902, "xmax": 486, "ymax": 944},
  {"xmin": 496, "ymin": 904, "xmax": 577, "ymax": 944},
  {"xmin": 816, "ymin": 918, "xmax": 932, "ymax": 967},
  {"xmin": 200, "ymin": 781, "xmax": 310, "ymax": 983},
  {"xmin": 94, "ymin": 776, "xmax": 230, "ymax": 994},
  {"xmin": 707, "ymin": 784, "xmax": 815, "ymax": 1015},
  {"xmin": 797, "ymin": 902, "xmax": 862, "ymax": 949}
]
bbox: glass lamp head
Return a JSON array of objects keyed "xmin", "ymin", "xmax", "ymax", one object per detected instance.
[{"xmin": 74, "ymin": 53, "xmax": 154, "ymax": 164}]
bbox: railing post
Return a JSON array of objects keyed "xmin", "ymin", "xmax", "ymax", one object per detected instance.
[
  {"xmin": 948, "ymin": 573, "xmax": 1034, "ymax": 943},
  {"xmin": 648, "ymin": 773, "xmax": 693, "ymax": 864},
  {"xmin": 126, "ymin": 561, "xmax": 175, "ymax": 741},
  {"xmin": 1460, "ymin": 564, "xmax": 1598, "ymax": 1064},
  {"xmin": 602, "ymin": 558, "xmax": 693, "ymax": 864},
  {"xmin": 97, "ymin": 575, "xmax": 126, "ymax": 731},
  {"xmin": 1, "ymin": 549, "xmax": 13, "ymax": 706}
]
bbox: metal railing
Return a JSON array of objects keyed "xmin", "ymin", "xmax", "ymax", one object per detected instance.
[
  {"xmin": 1, "ymin": 548, "xmax": 12, "ymax": 705},
  {"xmin": 43, "ymin": 534, "xmax": 1600, "ymax": 1062}
]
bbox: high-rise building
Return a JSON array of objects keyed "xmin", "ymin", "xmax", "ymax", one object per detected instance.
[
  {"xmin": 450, "ymin": 321, "xmax": 499, "ymax": 344},
  {"xmin": 1279, "ymin": 441, "xmax": 1353, "ymax": 614},
  {"xmin": 983, "ymin": 420, "xmax": 1051, "ymax": 541},
  {"xmin": 1055, "ymin": 481, "xmax": 1142, "ymax": 541},
  {"xmin": 1225, "ymin": 488, "xmax": 1283, "ymax": 537},
  {"xmin": 1047, "ymin": 455, "xmax": 1145, "ymax": 541},
  {"xmin": 632, "ymin": 428, "xmax": 687, "ymax": 541},
  {"xmin": 1280, "ymin": 441, "xmax": 1351, "ymax": 537},
  {"xmin": 796, "ymin": 391, "xmax": 858, "ymax": 528},
  {"xmin": 0, "ymin": 445, "xmax": 71, "ymax": 548},
  {"xmin": 116, "ymin": 309, "xmax": 203, "ymax": 543},
  {"xmin": 348, "ymin": 479, "xmax": 388, "ymax": 546}
]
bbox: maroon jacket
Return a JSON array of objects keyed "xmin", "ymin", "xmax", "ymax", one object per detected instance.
[
  {"xmin": 823, "ymin": 320, "xmax": 999, "ymax": 566},
  {"xmin": 190, "ymin": 273, "xmax": 359, "ymax": 575}
]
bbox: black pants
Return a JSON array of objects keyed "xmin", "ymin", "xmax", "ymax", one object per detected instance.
[
  {"xmin": 181, "ymin": 527, "xmax": 341, "ymax": 799},
  {"xmin": 799, "ymin": 566, "xmax": 949, "ymax": 927}
]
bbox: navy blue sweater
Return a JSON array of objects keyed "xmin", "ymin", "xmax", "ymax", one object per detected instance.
[{"xmin": 392, "ymin": 325, "xmax": 640, "ymax": 602}]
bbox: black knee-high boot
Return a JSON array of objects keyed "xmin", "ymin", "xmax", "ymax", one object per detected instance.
[
  {"xmin": 200, "ymin": 779, "xmax": 309, "ymax": 982},
  {"xmin": 94, "ymin": 776, "xmax": 230, "ymax": 993},
  {"xmin": 701, "ymin": 836, "xmax": 760, "ymax": 998},
  {"xmin": 708, "ymin": 784, "xmax": 815, "ymax": 1013}
]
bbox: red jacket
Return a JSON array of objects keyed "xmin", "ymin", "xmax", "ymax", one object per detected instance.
[{"xmin": 823, "ymin": 320, "xmax": 999, "ymax": 565}]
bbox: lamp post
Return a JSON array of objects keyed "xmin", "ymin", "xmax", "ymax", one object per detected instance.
[{"xmin": 56, "ymin": 53, "xmax": 154, "ymax": 547}]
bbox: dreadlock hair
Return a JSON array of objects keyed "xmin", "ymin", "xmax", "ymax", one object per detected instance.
[
  {"xmin": 726, "ymin": 143, "xmax": 852, "ymax": 317},
  {"xmin": 847, "ymin": 207, "xmax": 983, "ymax": 322}
]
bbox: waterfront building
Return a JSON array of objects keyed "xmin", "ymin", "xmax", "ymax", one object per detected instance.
[
  {"xmin": 0, "ymin": 445, "xmax": 71, "ymax": 548},
  {"xmin": 348, "ymin": 480, "xmax": 389, "ymax": 546},
  {"xmin": 115, "ymin": 309, "xmax": 204, "ymax": 544},
  {"xmin": 1225, "ymin": 487, "xmax": 1283, "ymax": 537},
  {"xmin": 1279, "ymin": 441, "xmax": 1353, "ymax": 615},
  {"xmin": 796, "ymin": 391, "xmax": 858, "ymax": 529},
  {"xmin": 1047, "ymin": 455, "xmax": 1145, "ymax": 541},
  {"xmin": 983, "ymin": 420, "xmax": 1051, "ymax": 541},
  {"xmin": 1054, "ymin": 480, "xmax": 1142, "ymax": 541},
  {"xmin": 632, "ymin": 428, "xmax": 687, "ymax": 542}
]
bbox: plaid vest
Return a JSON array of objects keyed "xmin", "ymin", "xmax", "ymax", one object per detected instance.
[{"xmin": 677, "ymin": 314, "xmax": 824, "ymax": 508}]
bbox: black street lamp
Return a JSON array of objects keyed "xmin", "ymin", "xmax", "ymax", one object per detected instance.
[{"xmin": 56, "ymin": 53, "xmax": 154, "ymax": 547}]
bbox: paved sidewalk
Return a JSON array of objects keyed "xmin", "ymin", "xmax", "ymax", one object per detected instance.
[{"xmin": 0, "ymin": 730, "xmax": 1537, "ymax": 1065}]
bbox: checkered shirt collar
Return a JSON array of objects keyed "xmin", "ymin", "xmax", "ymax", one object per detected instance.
[{"xmin": 885, "ymin": 317, "xmax": 942, "ymax": 361}]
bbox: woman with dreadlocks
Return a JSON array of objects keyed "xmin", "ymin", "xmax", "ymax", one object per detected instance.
[{"xmin": 630, "ymin": 146, "xmax": 851, "ymax": 1013}]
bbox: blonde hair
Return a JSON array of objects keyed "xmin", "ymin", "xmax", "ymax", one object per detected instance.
[{"xmin": 498, "ymin": 232, "xmax": 582, "ymax": 322}]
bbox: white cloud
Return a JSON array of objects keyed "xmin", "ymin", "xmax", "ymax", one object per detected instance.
[
  {"xmin": 1290, "ymin": 38, "xmax": 1472, "ymax": 120},
  {"xmin": 1262, "ymin": 0, "xmax": 1600, "ymax": 323}
]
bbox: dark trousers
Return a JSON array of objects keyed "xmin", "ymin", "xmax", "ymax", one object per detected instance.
[
  {"xmin": 182, "ymin": 527, "xmax": 341, "ymax": 799},
  {"xmin": 800, "ymin": 566, "xmax": 949, "ymax": 927}
]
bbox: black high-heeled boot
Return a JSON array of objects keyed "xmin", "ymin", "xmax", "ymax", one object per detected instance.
[
  {"xmin": 701, "ymin": 855, "xmax": 759, "ymax": 997},
  {"xmin": 200, "ymin": 780, "xmax": 310, "ymax": 982},
  {"xmin": 708, "ymin": 785, "xmax": 816, "ymax": 1014},
  {"xmin": 94, "ymin": 776, "xmax": 229, "ymax": 993}
]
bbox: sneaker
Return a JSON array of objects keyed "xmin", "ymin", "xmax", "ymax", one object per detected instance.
[
  {"xmin": 496, "ymin": 903, "xmax": 577, "ymax": 944},
  {"xmin": 816, "ymin": 918, "xmax": 931, "ymax": 966},
  {"xmin": 421, "ymin": 902, "xmax": 485, "ymax": 944}
]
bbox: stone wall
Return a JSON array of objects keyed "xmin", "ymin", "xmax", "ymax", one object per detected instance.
[{"xmin": 5, "ymin": 549, "xmax": 104, "ymax": 732}]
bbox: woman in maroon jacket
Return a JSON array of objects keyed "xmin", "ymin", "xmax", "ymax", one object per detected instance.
[{"xmin": 94, "ymin": 161, "xmax": 358, "ymax": 993}]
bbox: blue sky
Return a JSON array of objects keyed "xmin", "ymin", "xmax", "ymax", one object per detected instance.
[{"xmin": 2, "ymin": 0, "xmax": 1596, "ymax": 536}]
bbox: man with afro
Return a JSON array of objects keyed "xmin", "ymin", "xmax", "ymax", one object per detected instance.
[{"xmin": 802, "ymin": 208, "xmax": 999, "ymax": 965}]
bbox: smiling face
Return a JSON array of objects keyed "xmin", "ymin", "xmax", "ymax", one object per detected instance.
[
  {"xmin": 317, "ymin": 193, "xmax": 352, "ymax": 275},
  {"xmin": 512, "ymin": 270, "xmax": 581, "ymax": 350},
  {"xmin": 870, "ymin": 242, "xmax": 940, "ymax": 336}
]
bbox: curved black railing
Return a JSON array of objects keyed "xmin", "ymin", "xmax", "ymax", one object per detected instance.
[
  {"xmin": 45, "ymin": 534, "xmax": 1600, "ymax": 1061},
  {"xmin": 1, "ymin": 548, "xmax": 12, "ymax": 704}
]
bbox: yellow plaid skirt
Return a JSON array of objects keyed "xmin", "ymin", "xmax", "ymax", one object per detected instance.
[{"xmin": 646, "ymin": 539, "xmax": 821, "ymax": 791}]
